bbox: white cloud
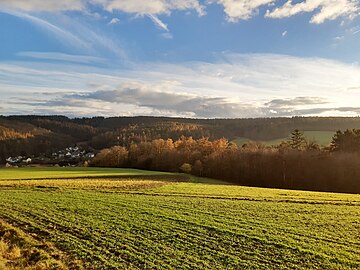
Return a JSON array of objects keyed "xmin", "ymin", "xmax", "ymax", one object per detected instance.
[
  {"xmin": 0, "ymin": 0, "xmax": 205, "ymax": 36},
  {"xmin": 92, "ymin": 0, "xmax": 205, "ymax": 16},
  {"xmin": 210, "ymin": 0, "xmax": 275, "ymax": 21},
  {"xmin": 1, "ymin": 53, "xmax": 360, "ymax": 117},
  {"xmin": 211, "ymin": 0, "xmax": 360, "ymax": 23},
  {"xmin": 168, "ymin": 0, "xmax": 206, "ymax": 15},
  {"xmin": 0, "ymin": 0, "xmax": 206, "ymax": 17},
  {"xmin": 266, "ymin": 96, "xmax": 328, "ymax": 107},
  {"xmin": 17, "ymin": 51, "xmax": 106, "ymax": 64},
  {"xmin": 1, "ymin": 0, "xmax": 358, "ymax": 24},
  {"xmin": 348, "ymin": 25, "xmax": 360, "ymax": 34},
  {"xmin": 161, "ymin": 32, "xmax": 174, "ymax": 39},
  {"xmin": 69, "ymin": 82, "xmax": 258, "ymax": 118},
  {"xmin": 0, "ymin": 0, "xmax": 86, "ymax": 12},
  {"xmin": 266, "ymin": 0, "xmax": 360, "ymax": 24},
  {"xmin": 108, "ymin": 17, "xmax": 120, "ymax": 25},
  {"xmin": 1, "ymin": 9, "xmax": 91, "ymax": 51},
  {"xmin": 1, "ymin": 9, "xmax": 126, "ymax": 59},
  {"xmin": 147, "ymin": 14, "xmax": 169, "ymax": 31}
]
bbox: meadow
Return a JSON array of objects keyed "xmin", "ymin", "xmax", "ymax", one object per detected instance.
[
  {"xmin": 0, "ymin": 167, "xmax": 359, "ymax": 269},
  {"xmin": 0, "ymin": 167, "xmax": 170, "ymax": 180},
  {"xmin": 233, "ymin": 131, "xmax": 335, "ymax": 146}
]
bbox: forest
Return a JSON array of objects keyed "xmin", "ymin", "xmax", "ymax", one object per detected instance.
[
  {"xmin": 2, "ymin": 115, "xmax": 360, "ymax": 162},
  {"xmin": 91, "ymin": 129, "xmax": 360, "ymax": 193},
  {"xmin": 1, "ymin": 115, "xmax": 360, "ymax": 193}
]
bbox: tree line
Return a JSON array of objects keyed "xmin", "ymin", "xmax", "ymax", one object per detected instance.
[
  {"xmin": 2, "ymin": 115, "xmax": 360, "ymax": 167},
  {"xmin": 91, "ymin": 129, "xmax": 360, "ymax": 194}
]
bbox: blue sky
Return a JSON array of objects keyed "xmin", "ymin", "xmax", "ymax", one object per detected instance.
[{"xmin": 1, "ymin": 0, "xmax": 360, "ymax": 118}]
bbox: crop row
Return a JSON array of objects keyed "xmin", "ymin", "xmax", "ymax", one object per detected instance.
[{"xmin": 0, "ymin": 187, "xmax": 359, "ymax": 269}]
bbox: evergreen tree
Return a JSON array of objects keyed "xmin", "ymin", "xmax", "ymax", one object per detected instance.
[
  {"xmin": 331, "ymin": 129, "xmax": 360, "ymax": 152},
  {"xmin": 288, "ymin": 129, "xmax": 306, "ymax": 150}
]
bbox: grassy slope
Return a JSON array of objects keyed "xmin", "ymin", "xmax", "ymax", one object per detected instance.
[
  {"xmin": 234, "ymin": 131, "xmax": 335, "ymax": 146},
  {"xmin": 0, "ymin": 219, "xmax": 81, "ymax": 270},
  {"xmin": 303, "ymin": 131, "xmax": 335, "ymax": 145},
  {"xmin": 0, "ymin": 168, "xmax": 359, "ymax": 269},
  {"xmin": 0, "ymin": 167, "xmax": 169, "ymax": 181}
]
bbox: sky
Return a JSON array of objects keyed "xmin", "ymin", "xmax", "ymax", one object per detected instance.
[{"xmin": 1, "ymin": 0, "xmax": 360, "ymax": 118}]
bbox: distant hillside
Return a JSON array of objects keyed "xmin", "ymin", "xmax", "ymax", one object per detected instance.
[
  {"xmin": 233, "ymin": 131, "xmax": 336, "ymax": 146},
  {"xmin": 1, "ymin": 115, "xmax": 360, "ymax": 162}
]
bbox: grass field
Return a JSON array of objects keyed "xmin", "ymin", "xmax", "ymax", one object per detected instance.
[
  {"xmin": 233, "ymin": 131, "xmax": 335, "ymax": 146},
  {"xmin": 0, "ymin": 167, "xmax": 170, "ymax": 181},
  {"xmin": 0, "ymin": 167, "xmax": 359, "ymax": 269},
  {"xmin": 0, "ymin": 219, "xmax": 81, "ymax": 270}
]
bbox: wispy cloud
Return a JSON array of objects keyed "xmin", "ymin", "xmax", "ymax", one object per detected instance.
[
  {"xmin": 147, "ymin": 14, "xmax": 169, "ymax": 32},
  {"xmin": 108, "ymin": 17, "xmax": 120, "ymax": 25},
  {"xmin": 95, "ymin": 0, "xmax": 205, "ymax": 16},
  {"xmin": 210, "ymin": 0, "xmax": 359, "ymax": 23},
  {"xmin": 70, "ymin": 20, "xmax": 127, "ymax": 59},
  {"xmin": 210, "ymin": 0, "xmax": 275, "ymax": 22},
  {"xmin": 2, "ymin": 0, "xmax": 357, "ymax": 24},
  {"xmin": 146, "ymin": 13, "xmax": 174, "ymax": 38},
  {"xmin": 68, "ymin": 83, "xmax": 258, "ymax": 118},
  {"xmin": 1, "ymin": 9, "xmax": 91, "ymax": 51},
  {"xmin": 1, "ymin": 9, "xmax": 127, "ymax": 60},
  {"xmin": 266, "ymin": 0, "xmax": 360, "ymax": 24},
  {"xmin": 348, "ymin": 25, "xmax": 360, "ymax": 35},
  {"xmin": 161, "ymin": 32, "xmax": 174, "ymax": 39},
  {"xmin": 1, "ymin": 53, "xmax": 360, "ymax": 117},
  {"xmin": 17, "ymin": 51, "xmax": 106, "ymax": 64},
  {"xmin": 265, "ymin": 97, "xmax": 328, "ymax": 108},
  {"xmin": 0, "ymin": 0, "xmax": 85, "ymax": 12},
  {"xmin": 276, "ymin": 106, "xmax": 360, "ymax": 117}
]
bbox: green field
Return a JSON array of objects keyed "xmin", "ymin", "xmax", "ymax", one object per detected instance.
[
  {"xmin": 0, "ymin": 167, "xmax": 170, "ymax": 181},
  {"xmin": 234, "ymin": 131, "xmax": 335, "ymax": 146},
  {"xmin": 0, "ymin": 168, "xmax": 359, "ymax": 269}
]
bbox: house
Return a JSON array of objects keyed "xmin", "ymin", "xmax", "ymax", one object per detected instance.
[
  {"xmin": 6, "ymin": 157, "xmax": 19, "ymax": 163},
  {"xmin": 85, "ymin": 153, "xmax": 95, "ymax": 158},
  {"xmin": 23, "ymin": 158, "xmax": 32, "ymax": 164}
]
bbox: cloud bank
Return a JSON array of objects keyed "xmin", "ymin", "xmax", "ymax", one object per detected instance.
[
  {"xmin": 1, "ymin": 53, "xmax": 360, "ymax": 117},
  {"xmin": 70, "ymin": 83, "xmax": 258, "ymax": 118},
  {"xmin": 1, "ymin": 0, "xmax": 358, "ymax": 23}
]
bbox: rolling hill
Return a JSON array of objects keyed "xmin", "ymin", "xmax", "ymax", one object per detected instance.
[
  {"xmin": 0, "ymin": 167, "xmax": 359, "ymax": 269},
  {"xmin": 1, "ymin": 115, "xmax": 360, "ymax": 162}
]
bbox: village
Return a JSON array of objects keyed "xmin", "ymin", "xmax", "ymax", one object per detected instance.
[{"xmin": 4, "ymin": 146, "xmax": 95, "ymax": 167}]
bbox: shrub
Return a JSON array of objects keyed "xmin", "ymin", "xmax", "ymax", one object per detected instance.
[{"xmin": 179, "ymin": 163, "xmax": 192, "ymax": 174}]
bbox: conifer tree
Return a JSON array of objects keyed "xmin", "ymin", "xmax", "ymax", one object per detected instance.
[{"xmin": 288, "ymin": 129, "xmax": 306, "ymax": 150}]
